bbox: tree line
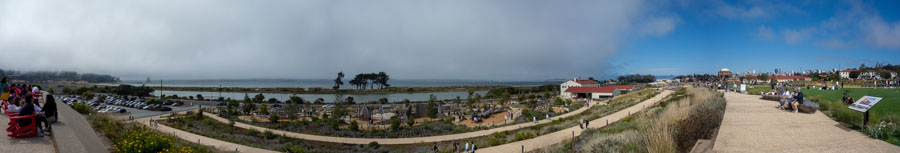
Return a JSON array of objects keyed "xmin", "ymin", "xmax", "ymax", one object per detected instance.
[
  {"xmin": 0, "ymin": 69, "xmax": 119, "ymax": 83},
  {"xmin": 617, "ymin": 74, "xmax": 656, "ymax": 83},
  {"xmin": 332, "ymin": 72, "xmax": 391, "ymax": 90}
]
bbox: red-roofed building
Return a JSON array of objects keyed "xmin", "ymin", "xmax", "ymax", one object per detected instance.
[
  {"xmin": 560, "ymin": 78, "xmax": 603, "ymax": 98},
  {"xmin": 562, "ymin": 84, "xmax": 634, "ymax": 100}
]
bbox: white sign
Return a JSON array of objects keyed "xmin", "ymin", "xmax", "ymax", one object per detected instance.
[
  {"xmin": 848, "ymin": 96, "xmax": 883, "ymax": 112},
  {"xmin": 740, "ymin": 84, "xmax": 746, "ymax": 92}
]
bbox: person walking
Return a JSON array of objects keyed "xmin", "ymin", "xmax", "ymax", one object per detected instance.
[
  {"xmin": 464, "ymin": 142, "xmax": 469, "ymax": 153},
  {"xmin": 433, "ymin": 143, "xmax": 438, "ymax": 153}
]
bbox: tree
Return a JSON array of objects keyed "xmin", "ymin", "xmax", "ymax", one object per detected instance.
[
  {"xmin": 196, "ymin": 94, "xmax": 204, "ymax": 100},
  {"xmin": 500, "ymin": 92, "xmax": 511, "ymax": 106},
  {"xmin": 253, "ymin": 93, "xmax": 266, "ymax": 103},
  {"xmin": 268, "ymin": 98, "xmax": 279, "ymax": 103},
  {"xmin": 758, "ymin": 74, "xmax": 769, "ymax": 81},
  {"xmin": 453, "ymin": 96, "xmax": 461, "ymax": 108},
  {"xmin": 426, "ymin": 94, "xmax": 438, "ymax": 118},
  {"xmin": 285, "ymin": 103, "xmax": 300, "ymax": 120},
  {"xmin": 259, "ymin": 103, "xmax": 269, "ymax": 115},
  {"xmin": 880, "ymin": 72, "xmax": 893, "ymax": 79},
  {"xmin": 378, "ymin": 98, "xmax": 389, "ymax": 104},
  {"xmin": 345, "ymin": 96, "xmax": 355, "ymax": 104},
  {"xmin": 333, "ymin": 72, "xmax": 345, "ymax": 90},
  {"xmin": 849, "ymin": 71, "xmax": 861, "ymax": 79},
  {"xmin": 289, "ymin": 95, "xmax": 304, "ymax": 104},
  {"xmin": 314, "ymin": 98, "xmax": 325, "ymax": 104},
  {"xmin": 269, "ymin": 114, "xmax": 279, "ymax": 123},
  {"xmin": 82, "ymin": 92, "xmax": 95, "ymax": 101}
]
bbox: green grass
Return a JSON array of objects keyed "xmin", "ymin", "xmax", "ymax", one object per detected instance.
[
  {"xmin": 804, "ymin": 88, "xmax": 900, "ymax": 118},
  {"xmin": 803, "ymin": 88, "xmax": 900, "ymax": 146}
]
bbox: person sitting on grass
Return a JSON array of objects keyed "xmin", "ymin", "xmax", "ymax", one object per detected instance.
[{"xmin": 791, "ymin": 88, "xmax": 804, "ymax": 113}]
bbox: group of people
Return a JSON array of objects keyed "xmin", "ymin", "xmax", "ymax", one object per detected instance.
[
  {"xmin": 2, "ymin": 77, "xmax": 58, "ymax": 137},
  {"xmin": 775, "ymin": 87, "xmax": 805, "ymax": 113},
  {"xmin": 449, "ymin": 141, "xmax": 476, "ymax": 153}
]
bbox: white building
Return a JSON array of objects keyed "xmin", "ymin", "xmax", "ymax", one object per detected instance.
[
  {"xmin": 559, "ymin": 79, "xmax": 602, "ymax": 98},
  {"xmin": 562, "ymin": 85, "xmax": 634, "ymax": 100}
]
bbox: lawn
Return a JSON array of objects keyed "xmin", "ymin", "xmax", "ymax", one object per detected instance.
[{"xmin": 804, "ymin": 88, "xmax": 900, "ymax": 120}]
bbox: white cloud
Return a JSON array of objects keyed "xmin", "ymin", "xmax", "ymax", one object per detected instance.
[
  {"xmin": 817, "ymin": 39, "xmax": 852, "ymax": 49},
  {"xmin": 860, "ymin": 17, "xmax": 900, "ymax": 49},
  {"xmin": 0, "ymin": 0, "xmax": 652, "ymax": 80},
  {"xmin": 639, "ymin": 16, "xmax": 680, "ymax": 37},
  {"xmin": 755, "ymin": 26, "xmax": 775, "ymax": 40},
  {"xmin": 782, "ymin": 28, "xmax": 815, "ymax": 44}
]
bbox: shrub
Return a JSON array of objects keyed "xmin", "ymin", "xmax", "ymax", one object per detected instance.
[
  {"xmin": 390, "ymin": 118, "xmax": 401, "ymax": 131},
  {"xmin": 406, "ymin": 119, "xmax": 415, "ymax": 127},
  {"xmin": 113, "ymin": 128, "xmax": 173, "ymax": 153},
  {"xmin": 350, "ymin": 121, "xmax": 359, "ymax": 131},
  {"xmin": 269, "ymin": 114, "xmax": 280, "ymax": 123},
  {"xmin": 247, "ymin": 128, "xmax": 260, "ymax": 137},
  {"xmin": 264, "ymin": 130, "xmax": 277, "ymax": 139},
  {"xmin": 285, "ymin": 145, "xmax": 306, "ymax": 153},
  {"xmin": 514, "ymin": 132, "xmax": 535, "ymax": 141},
  {"xmin": 368, "ymin": 141, "xmax": 381, "ymax": 149},
  {"xmin": 72, "ymin": 103, "xmax": 92, "ymax": 114}
]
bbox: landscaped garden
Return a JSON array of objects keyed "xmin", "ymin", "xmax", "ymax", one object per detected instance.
[
  {"xmin": 214, "ymin": 91, "xmax": 587, "ymax": 138},
  {"xmin": 533, "ymin": 87, "xmax": 727, "ymax": 153},
  {"xmin": 157, "ymin": 87, "xmax": 661, "ymax": 153},
  {"xmin": 382, "ymin": 88, "xmax": 663, "ymax": 152},
  {"xmin": 87, "ymin": 114, "xmax": 217, "ymax": 153}
]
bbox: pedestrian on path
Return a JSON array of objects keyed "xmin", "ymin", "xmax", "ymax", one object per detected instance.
[
  {"xmin": 455, "ymin": 142, "xmax": 460, "ymax": 153},
  {"xmin": 465, "ymin": 141, "xmax": 471, "ymax": 153},
  {"xmin": 471, "ymin": 143, "xmax": 476, "ymax": 153},
  {"xmin": 433, "ymin": 143, "xmax": 438, "ymax": 153}
]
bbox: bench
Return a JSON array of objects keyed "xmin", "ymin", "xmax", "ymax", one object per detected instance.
[{"xmin": 7, "ymin": 114, "xmax": 38, "ymax": 138}]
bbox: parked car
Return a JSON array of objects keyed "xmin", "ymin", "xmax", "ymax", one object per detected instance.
[
  {"xmin": 217, "ymin": 101, "xmax": 227, "ymax": 106},
  {"xmin": 159, "ymin": 107, "xmax": 172, "ymax": 111}
]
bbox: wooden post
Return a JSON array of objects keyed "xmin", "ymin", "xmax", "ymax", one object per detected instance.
[{"xmin": 863, "ymin": 110, "xmax": 870, "ymax": 128}]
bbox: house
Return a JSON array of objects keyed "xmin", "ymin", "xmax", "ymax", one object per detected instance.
[
  {"xmin": 840, "ymin": 69, "xmax": 897, "ymax": 80},
  {"xmin": 559, "ymin": 78, "xmax": 602, "ymax": 98},
  {"xmin": 562, "ymin": 85, "xmax": 634, "ymax": 100}
]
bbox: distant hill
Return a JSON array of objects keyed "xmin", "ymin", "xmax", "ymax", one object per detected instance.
[{"xmin": 0, "ymin": 69, "xmax": 119, "ymax": 83}]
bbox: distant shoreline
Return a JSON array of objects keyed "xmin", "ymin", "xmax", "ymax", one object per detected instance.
[{"xmin": 149, "ymin": 85, "xmax": 505, "ymax": 94}]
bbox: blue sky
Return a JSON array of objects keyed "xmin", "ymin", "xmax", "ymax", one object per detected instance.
[{"xmin": 613, "ymin": 0, "xmax": 900, "ymax": 77}]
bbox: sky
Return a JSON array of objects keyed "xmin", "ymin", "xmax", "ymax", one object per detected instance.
[{"xmin": 0, "ymin": 0, "xmax": 898, "ymax": 81}]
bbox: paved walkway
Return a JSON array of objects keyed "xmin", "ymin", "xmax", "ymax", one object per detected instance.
[
  {"xmin": 0, "ymin": 108, "xmax": 56, "ymax": 153},
  {"xmin": 200, "ymin": 95, "xmax": 600, "ymax": 145},
  {"xmin": 50, "ymin": 94, "xmax": 109, "ymax": 153},
  {"xmin": 477, "ymin": 89, "xmax": 672, "ymax": 153},
  {"xmin": 713, "ymin": 92, "xmax": 900, "ymax": 153},
  {"xmin": 136, "ymin": 114, "xmax": 277, "ymax": 153}
]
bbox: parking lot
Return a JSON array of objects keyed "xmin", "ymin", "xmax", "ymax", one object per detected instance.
[{"xmin": 59, "ymin": 95, "xmax": 207, "ymax": 120}]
